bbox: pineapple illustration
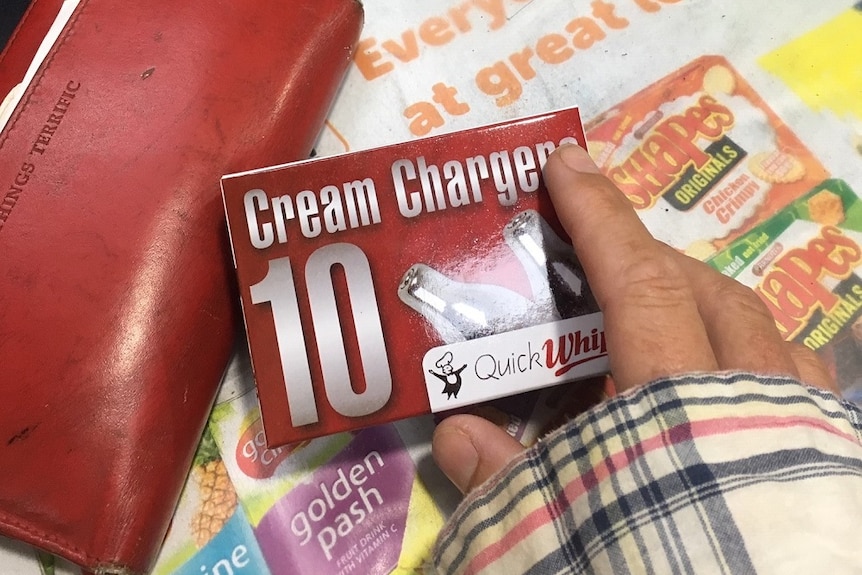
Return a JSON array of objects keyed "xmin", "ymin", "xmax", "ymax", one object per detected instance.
[{"xmin": 190, "ymin": 425, "xmax": 238, "ymax": 548}]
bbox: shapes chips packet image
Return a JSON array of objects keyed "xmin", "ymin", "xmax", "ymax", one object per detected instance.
[
  {"xmin": 586, "ymin": 55, "xmax": 829, "ymax": 259},
  {"xmin": 708, "ymin": 179, "xmax": 862, "ymax": 404}
]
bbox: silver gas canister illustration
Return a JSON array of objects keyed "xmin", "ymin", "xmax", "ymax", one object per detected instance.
[
  {"xmin": 399, "ymin": 210, "xmax": 596, "ymax": 343},
  {"xmin": 504, "ymin": 209, "xmax": 599, "ymax": 321},
  {"xmin": 397, "ymin": 261, "xmax": 547, "ymax": 344}
]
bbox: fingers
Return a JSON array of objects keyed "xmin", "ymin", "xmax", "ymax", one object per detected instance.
[
  {"xmin": 433, "ymin": 144, "xmax": 840, "ymax": 494},
  {"xmin": 544, "ymin": 145, "xmax": 718, "ymax": 391},
  {"xmin": 543, "ymin": 144, "xmax": 838, "ymax": 394},
  {"xmin": 431, "ymin": 414, "xmax": 524, "ymax": 494},
  {"xmin": 787, "ymin": 343, "xmax": 841, "ymax": 394},
  {"xmin": 676, "ymin": 255, "xmax": 800, "ymax": 378}
]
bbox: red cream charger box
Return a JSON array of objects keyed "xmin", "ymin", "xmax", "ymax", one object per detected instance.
[{"xmin": 221, "ymin": 108, "xmax": 608, "ymax": 446}]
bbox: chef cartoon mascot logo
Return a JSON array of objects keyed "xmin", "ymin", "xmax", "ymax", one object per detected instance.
[{"xmin": 428, "ymin": 351, "xmax": 467, "ymax": 400}]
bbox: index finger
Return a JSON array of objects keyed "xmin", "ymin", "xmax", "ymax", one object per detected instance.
[{"xmin": 543, "ymin": 145, "xmax": 718, "ymax": 390}]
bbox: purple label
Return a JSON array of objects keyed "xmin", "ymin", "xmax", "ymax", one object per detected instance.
[
  {"xmin": 255, "ymin": 425, "xmax": 415, "ymax": 574},
  {"xmin": 436, "ymin": 390, "xmax": 540, "ymax": 442}
]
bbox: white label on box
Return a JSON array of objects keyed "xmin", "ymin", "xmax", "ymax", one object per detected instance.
[{"xmin": 422, "ymin": 313, "xmax": 608, "ymax": 412}]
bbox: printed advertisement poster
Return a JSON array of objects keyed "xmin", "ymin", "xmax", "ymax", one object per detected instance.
[
  {"xmin": 209, "ymin": 382, "xmax": 444, "ymax": 574},
  {"xmin": 708, "ymin": 179, "xmax": 862, "ymax": 404}
]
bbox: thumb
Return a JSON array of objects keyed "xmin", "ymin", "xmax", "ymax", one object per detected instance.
[{"xmin": 431, "ymin": 414, "xmax": 525, "ymax": 494}]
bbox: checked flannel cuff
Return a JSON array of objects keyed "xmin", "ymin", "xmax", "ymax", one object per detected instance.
[{"xmin": 432, "ymin": 373, "xmax": 862, "ymax": 575}]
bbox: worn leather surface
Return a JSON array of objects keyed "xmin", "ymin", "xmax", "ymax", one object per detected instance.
[
  {"xmin": 0, "ymin": 0, "xmax": 363, "ymax": 572},
  {"xmin": 0, "ymin": 0, "xmax": 63, "ymax": 98}
]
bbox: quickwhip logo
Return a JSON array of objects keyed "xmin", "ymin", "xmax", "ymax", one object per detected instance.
[
  {"xmin": 474, "ymin": 342, "xmax": 544, "ymax": 382},
  {"xmin": 472, "ymin": 327, "xmax": 607, "ymax": 380},
  {"xmin": 543, "ymin": 327, "xmax": 607, "ymax": 377},
  {"xmin": 427, "ymin": 351, "xmax": 467, "ymax": 400},
  {"xmin": 422, "ymin": 313, "xmax": 609, "ymax": 412}
]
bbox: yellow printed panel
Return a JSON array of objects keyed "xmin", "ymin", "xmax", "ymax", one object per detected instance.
[{"xmin": 760, "ymin": 7, "xmax": 862, "ymax": 121}]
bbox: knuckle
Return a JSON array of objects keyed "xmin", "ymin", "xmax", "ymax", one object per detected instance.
[
  {"xmin": 787, "ymin": 342, "xmax": 825, "ymax": 368},
  {"xmin": 786, "ymin": 342, "xmax": 839, "ymax": 392},
  {"xmin": 787, "ymin": 341, "xmax": 810, "ymax": 355},
  {"xmin": 616, "ymin": 251, "xmax": 692, "ymax": 307},
  {"xmin": 710, "ymin": 278, "xmax": 774, "ymax": 323}
]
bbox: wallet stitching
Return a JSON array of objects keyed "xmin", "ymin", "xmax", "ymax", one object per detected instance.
[
  {"xmin": 0, "ymin": 0, "xmax": 89, "ymax": 150},
  {"xmin": 0, "ymin": 509, "xmax": 129, "ymax": 568},
  {"xmin": 0, "ymin": 0, "xmax": 42, "ymax": 63},
  {"xmin": 0, "ymin": 5, "xmax": 136, "ymax": 569}
]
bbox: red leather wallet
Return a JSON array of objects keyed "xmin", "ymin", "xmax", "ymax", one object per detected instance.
[
  {"xmin": 0, "ymin": 0, "xmax": 362, "ymax": 573},
  {"xmin": 0, "ymin": 0, "xmax": 65, "ymax": 97}
]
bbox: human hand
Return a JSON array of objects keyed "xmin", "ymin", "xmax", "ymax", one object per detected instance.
[{"xmin": 431, "ymin": 144, "xmax": 839, "ymax": 494}]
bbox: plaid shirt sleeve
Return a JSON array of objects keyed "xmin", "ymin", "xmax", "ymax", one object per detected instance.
[{"xmin": 432, "ymin": 373, "xmax": 862, "ymax": 574}]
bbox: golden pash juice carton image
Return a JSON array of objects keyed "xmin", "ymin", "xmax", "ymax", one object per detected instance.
[
  {"xmin": 206, "ymin": 356, "xmax": 445, "ymax": 574},
  {"xmin": 708, "ymin": 179, "xmax": 862, "ymax": 404},
  {"xmin": 221, "ymin": 108, "xmax": 608, "ymax": 446},
  {"xmin": 586, "ymin": 55, "xmax": 829, "ymax": 259}
]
